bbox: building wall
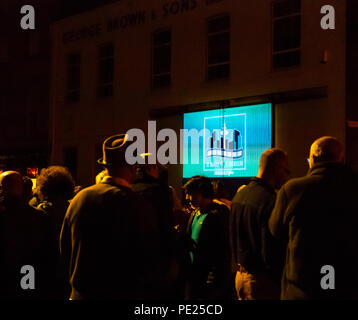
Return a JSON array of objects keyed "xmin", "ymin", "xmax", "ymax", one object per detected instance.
[
  {"xmin": 51, "ymin": 0, "xmax": 347, "ymax": 188},
  {"xmin": 0, "ymin": 0, "xmax": 63, "ymax": 172},
  {"xmin": 346, "ymin": 0, "xmax": 358, "ymax": 172}
]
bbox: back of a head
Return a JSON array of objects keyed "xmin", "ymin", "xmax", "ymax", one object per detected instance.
[
  {"xmin": 310, "ymin": 136, "xmax": 343, "ymax": 164},
  {"xmin": 0, "ymin": 171, "xmax": 24, "ymax": 201},
  {"xmin": 103, "ymin": 135, "xmax": 135, "ymax": 180},
  {"xmin": 258, "ymin": 148, "xmax": 288, "ymax": 175},
  {"xmin": 183, "ymin": 176, "xmax": 214, "ymax": 199},
  {"xmin": 212, "ymin": 180, "xmax": 231, "ymax": 200},
  {"xmin": 36, "ymin": 166, "xmax": 75, "ymax": 201}
]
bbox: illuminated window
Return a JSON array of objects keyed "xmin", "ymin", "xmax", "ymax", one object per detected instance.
[
  {"xmin": 66, "ymin": 53, "xmax": 81, "ymax": 102},
  {"xmin": 98, "ymin": 43, "xmax": 114, "ymax": 97},
  {"xmin": 207, "ymin": 14, "xmax": 230, "ymax": 80},
  {"xmin": 152, "ymin": 29, "xmax": 171, "ymax": 89},
  {"xmin": 272, "ymin": 0, "xmax": 301, "ymax": 69}
]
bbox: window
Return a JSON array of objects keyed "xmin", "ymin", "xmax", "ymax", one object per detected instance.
[
  {"xmin": 152, "ymin": 30, "xmax": 171, "ymax": 89},
  {"xmin": 66, "ymin": 53, "xmax": 81, "ymax": 102},
  {"xmin": 272, "ymin": 0, "xmax": 301, "ymax": 69},
  {"xmin": 207, "ymin": 14, "xmax": 230, "ymax": 80},
  {"xmin": 98, "ymin": 43, "xmax": 114, "ymax": 97}
]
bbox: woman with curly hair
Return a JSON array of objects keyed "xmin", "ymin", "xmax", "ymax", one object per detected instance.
[{"xmin": 36, "ymin": 165, "xmax": 75, "ymax": 298}]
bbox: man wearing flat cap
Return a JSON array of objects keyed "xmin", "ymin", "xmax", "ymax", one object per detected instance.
[{"xmin": 60, "ymin": 134, "xmax": 163, "ymax": 299}]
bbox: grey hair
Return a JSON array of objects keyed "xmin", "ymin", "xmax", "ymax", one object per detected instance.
[{"xmin": 310, "ymin": 136, "xmax": 343, "ymax": 163}]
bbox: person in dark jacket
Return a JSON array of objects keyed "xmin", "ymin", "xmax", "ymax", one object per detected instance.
[
  {"xmin": 230, "ymin": 148, "xmax": 289, "ymax": 300},
  {"xmin": 60, "ymin": 134, "xmax": 163, "ymax": 299},
  {"xmin": 183, "ymin": 176, "xmax": 234, "ymax": 300},
  {"xmin": 0, "ymin": 171, "xmax": 56, "ymax": 299},
  {"xmin": 132, "ymin": 161, "xmax": 180, "ymax": 298},
  {"xmin": 36, "ymin": 165, "xmax": 75, "ymax": 299},
  {"xmin": 268, "ymin": 136, "xmax": 358, "ymax": 299},
  {"xmin": 212, "ymin": 180, "xmax": 232, "ymax": 210}
]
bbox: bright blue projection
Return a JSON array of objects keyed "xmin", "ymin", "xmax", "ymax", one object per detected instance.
[{"xmin": 183, "ymin": 103, "xmax": 272, "ymax": 178}]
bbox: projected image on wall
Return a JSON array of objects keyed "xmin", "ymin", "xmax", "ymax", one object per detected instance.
[{"xmin": 183, "ymin": 103, "xmax": 272, "ymax": 178}]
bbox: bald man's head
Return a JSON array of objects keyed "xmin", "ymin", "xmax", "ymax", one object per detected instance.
[
  {"xmin": 0, "ymin": 171, "xmax": 24, "ymax": 201},
  {"xmin": 309, "ymin": 136, "xmax": 343, "ymax": 168},
  {"xmin": 258, "ymin": 148, "xmax": 289, "ymax": 189}
]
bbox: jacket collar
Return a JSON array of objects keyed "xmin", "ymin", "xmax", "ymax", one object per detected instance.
[
  {"xmin": 250, "ymin": 177, "xmax": 276, "ymax": 194},
  {"xmin": 102, "ymin": 176, "xmax": 132, "ymax": 189},
  {"xmin": 307, "ymin": 162, "xmax": 347, "ymax": 176}
]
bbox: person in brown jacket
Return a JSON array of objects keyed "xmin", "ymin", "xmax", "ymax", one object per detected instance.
[{"xmin": 60, "ymin": 134, "xmax": 166, "ymax": 299}]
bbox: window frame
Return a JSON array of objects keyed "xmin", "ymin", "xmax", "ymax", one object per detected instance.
[
  {"xmin": 206, "ymin": 13, "xmax": 231, "ymax": 81},
  {"xmin": 271, "ymin": 0, "xmax": 302, "ymax": 70},
  {"xmin": 151, "ymin": 28, "xmax": 172, "ymax": 90},
  {"xmin": 97, "ymin": 42, "xmax": 115, "ymax": 98},
  {"xmin": 66, "ymin": 52, "xmax": 81, "ymax": 103}
]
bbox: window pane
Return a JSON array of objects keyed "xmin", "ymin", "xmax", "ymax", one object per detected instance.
[
  {"xmin": 208, "ymin": 32, "xmax": 230, "ymax": 65},
  {"xmin": 153, "ymin": 74, "xmax": 171, "ymax": 88},
  {"xmin": 273, "ymin": 50, "xmax": 300, "ymax": 68},
  {"xmin": 208, "ymin": 63, "xmax": 230, "ymax": 80},
  {"xmin": 153, "ymin": 31, "xmax": 171, "ymax": 46},
  {"xmin": 67, "ymin": 91, "xmax": 80, "ymax": 102},
  {"xmin": 273, "ymin": 15, "xmax": 301, "ymax": 52},
  {"xmin": 152, "ymin": 30, "xmax": 171, "ymax": 89},
  {"xmin": 153, "ymin": 46, "xmax": 171, "ymax": 75},
  {"xmin": 68, "ymin": 53, "xmax": 80, "ymax": 65},
  {"xmin": 98, "ymin": 43, "xmax": 114, "ymax": 97},
  {"xmin": 99, "ymin": 44, "xmax": 114, "ymax": 58},
  {"xmin": 208, "ymin": 15, "xmax": 230, "ymax": 34},
  {"xmin": 273, "ymin": 0, "xmax": 301, "ymax": 18},
  {"xmin": 67, "ymin": 53, "xmax": 80, "ymax": 102},
  {"xmin": 98, "ymin": 85, "xmax": 113, "ymax": 97},
  {"xmin": 99, "ymin": 59, "xmax": 114, "ymax": 84}
]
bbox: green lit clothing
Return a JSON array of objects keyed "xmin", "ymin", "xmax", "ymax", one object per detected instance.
[{"xmin": 189, "ymin": 209, "xmax": 208, "ymax": 264}]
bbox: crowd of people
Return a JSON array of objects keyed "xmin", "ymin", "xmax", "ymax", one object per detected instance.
[{"xmin": 0, "ymin": 134, "xmax": 357, "ymax": 300}]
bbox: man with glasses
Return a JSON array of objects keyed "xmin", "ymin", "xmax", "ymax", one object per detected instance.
[{"xmin": 269, "ymin": 136, "xmax": 358, "ymax": 299}]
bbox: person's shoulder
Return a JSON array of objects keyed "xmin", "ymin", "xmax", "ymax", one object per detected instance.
[
  {"xmin": 232, "ymin": 180, "xmax": 274, "ymax": 204},
  {"xmin": 280, "ymin": 174, "xmax": 318, "ymax": 198},
  {"xmin": 28, "ymin": 203, "xmax": 46, "ymax": 214},
  {"xmin": 286, "ymin": 174, "xmax": 316, "ymax": 188},
  {"xmin": 26, "ymin": 204, "xmax": 51, "ymax": 223},
  {"xmin": 71, "ymin": 183, "xmax": 116, "ymax": 200},
  {"xmin": 210, "ymin": 200, "xmax": 230, "ymax": 216}
]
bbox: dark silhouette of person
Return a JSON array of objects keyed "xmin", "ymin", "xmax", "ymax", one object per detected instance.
[
  {"xmin": 0, "ymin": 171, "xmax": 56, "ymax": 299},
  {"xmin": 212, "ymin": 180, "xmax": 232, "ymax": 210},
  {"xmin": 269, "ymin": 136, "xmax": 358, "ymax": 299},
  {"xmin": 60, "ymin": 134, "xmax": 164, "ymax": 299},
  {"xmin": 22, "ymin": 176, "xmax": 34, "ymax": 204},
  {"xmin": 183, "ymin": 176, "xmax": 234, "ymax": 300},
  {"xmin": 230, "ymin": 148, "xmax": 289, "ymax": 300},
  {"xmin": 132, "ymin": 161, "xmax": 180, "ymax": 298},
  {"xmin": 36, "ymin": 166, "xmax": 75, "ymax": 299}
]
